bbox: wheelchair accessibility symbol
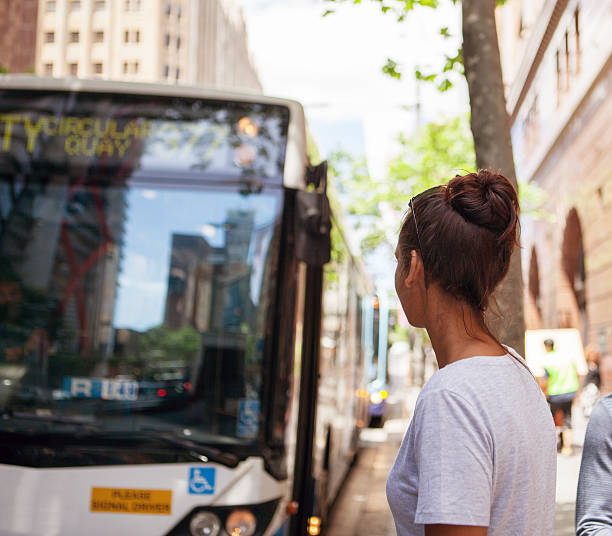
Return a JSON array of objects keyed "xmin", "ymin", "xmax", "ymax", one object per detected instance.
[
  {"xmin": 237, "ymin": 398, "xmax": 260, "ymax": 438},
  {"xmin": 188, "ymin": 467, "xmax": 215, "ymax": 495}
]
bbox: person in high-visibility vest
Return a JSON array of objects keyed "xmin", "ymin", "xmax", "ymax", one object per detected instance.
[{"xmin": 539, "ymin": 338, "xmax": 582, "ymax": 455}]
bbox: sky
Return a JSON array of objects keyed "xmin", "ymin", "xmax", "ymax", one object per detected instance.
[{"xmin": 238, "ymin": 0, "xmax": 469, "ymax": 176}]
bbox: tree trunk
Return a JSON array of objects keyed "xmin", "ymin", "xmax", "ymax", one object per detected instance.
[{"xmin": 462, "ymin": 0, "xmax": 525, "ymax": 355}]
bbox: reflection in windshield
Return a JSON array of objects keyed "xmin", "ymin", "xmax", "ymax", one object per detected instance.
[{"xmin": 0, "ymin": 181, "xmax": 281, "ymax": 444}]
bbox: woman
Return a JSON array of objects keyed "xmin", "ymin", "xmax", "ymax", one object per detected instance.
[{"xmin": 386, "ymin": 170, "xmax": 557, "ymax": 536}]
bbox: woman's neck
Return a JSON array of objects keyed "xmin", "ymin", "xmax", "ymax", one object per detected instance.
[{"xmin": 425, "ymin": 286, "xmax": 506, "ymax": 368}]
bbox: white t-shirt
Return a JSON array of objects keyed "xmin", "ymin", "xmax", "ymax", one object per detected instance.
[{"xmin": 386, "ymin": 348, "xmax": 557, "ymax": 535}]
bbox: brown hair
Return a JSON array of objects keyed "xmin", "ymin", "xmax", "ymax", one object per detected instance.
[{"xmin": 398, "ymin": 169, "xmax": 519, "ymax": 317}]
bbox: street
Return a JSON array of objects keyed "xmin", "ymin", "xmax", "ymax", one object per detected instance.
[{"xmin": 328, "ymin": 391, "xmax": 588, "ymax": 536}]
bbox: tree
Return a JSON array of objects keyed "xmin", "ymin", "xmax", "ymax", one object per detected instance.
[
  {"xmin": 460, "ymin": 0, "xmax": 524, "ymax": 353},
  {"xmin": 324, "ymin": 0, "xmax": 525, "ymax": 353},
  {"xmin": 331, "ymin": 113, "xmax": 545, "ymax": 254}
]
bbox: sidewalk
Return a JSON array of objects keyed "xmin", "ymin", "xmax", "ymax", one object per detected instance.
[
  {"xmin": 326, "ymin": 420, "xmax": 405, "ymax": 536},
  {"xmin": 554, "ymin": 406, "xmax": 588, "ymax": 535}
]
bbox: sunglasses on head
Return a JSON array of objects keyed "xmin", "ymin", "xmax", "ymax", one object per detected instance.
[{"xmin": 409, "ymin": 186, "xmax": 441, "ymax": 254}]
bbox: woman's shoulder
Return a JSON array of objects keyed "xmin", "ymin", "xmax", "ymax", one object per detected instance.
[{"xmin": 419, "ymin": 352, "xmax": 541, "ymax": 411}]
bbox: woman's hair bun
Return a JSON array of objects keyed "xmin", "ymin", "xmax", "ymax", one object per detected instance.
[{"xmin": 444, "ymin": 169, "xmax": 519, "ymax": 244}]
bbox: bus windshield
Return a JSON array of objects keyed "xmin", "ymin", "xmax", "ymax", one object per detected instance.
[{"xmin": 0, "ymin": 90, "xmax": 288, "ymax": 446}]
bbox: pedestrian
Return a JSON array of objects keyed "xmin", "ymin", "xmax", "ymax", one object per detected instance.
[
  {"xmin": 575, "ymin": 393, "xmax": 612, "ymax": 535},
  {"xmin": 580, "ymin": 344, "xmax": 601, "ymax": 417},
  {"xmin": 386, "ymin": 170, "xmax": 557, "ymax": 535},
  {"xmin": 538, "ymin": 338, "xmax": 581, "ymax": 455}
]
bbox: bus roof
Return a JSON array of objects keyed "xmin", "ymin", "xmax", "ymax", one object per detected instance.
[{"xmin": 0, "ymin": 75, "xmax": 308, "ymax": 190}]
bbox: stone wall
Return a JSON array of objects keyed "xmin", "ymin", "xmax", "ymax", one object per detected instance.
[{"xmin": 523, "ymin": 56, "xmax": 612, "ymax": 390}]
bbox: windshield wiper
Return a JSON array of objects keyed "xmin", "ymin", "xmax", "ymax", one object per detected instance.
[
  {"xmin": 76, "ymin": 428, "xmax": 241, "ymax": 468},
  {"xmin": 1, "ymin": 410, "xmax": 96, "ymax": 427},
  {"xmin": 0, "ymin": 414, "xmax": 242, "ymax": 468}
]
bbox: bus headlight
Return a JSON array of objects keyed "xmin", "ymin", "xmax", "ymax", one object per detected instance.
[
  {"xmin": 370, "ymin": 392, "xmax": 383, "ymax": 405},
  {"xmin": 189, "ymin": 511, "xmax": 221, "ymax": 536},
  {"xmin": 225, "ymin": 509, "xmax": 256, "ymax": 536}
]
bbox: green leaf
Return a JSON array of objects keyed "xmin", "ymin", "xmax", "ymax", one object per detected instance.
[
  {"xmin": 437, "ymin": 78, "xmax": 453, "ymax": 92},
  {"xmin": 382, "ymin": 58, "xmax": 402, "ymax": 79},
  {"xmin": 415, "ymin": 69, "xmax": 436, "ymax": 82},
  {"xmin": 417, "ymin": 0, "xmax": 439, "ymax": 7},
  {"xmin": 440, "ymin": 26, "xmax": 451, "ymax": 38},
  {"xmin": 322, "ymin": 9, "xmax": 335, "ymax": 16}
]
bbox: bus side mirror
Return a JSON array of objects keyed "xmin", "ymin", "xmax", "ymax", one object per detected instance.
[{"xmin": 296, "ymin": 162, "xmax": 331, "ymax": 267}]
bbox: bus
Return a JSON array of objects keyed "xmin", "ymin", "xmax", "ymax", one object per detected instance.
[
  {"xmin": 365, "ymin": 294, "xmax": 390, "ymax": 428},
  {"xmin": 0, "ymin": 76, "xmax": 372, "ymax": 536}
]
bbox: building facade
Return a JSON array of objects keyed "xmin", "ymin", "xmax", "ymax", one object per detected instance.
[
  {"xmin": 0, "ymin": 0, "xmax": 39, "ymax": 73},
  {"xmin": 34, "ymin": 0, "xmax": 261, "ymax": 92},
  {"xmin": 497, "ymin": 0, "xmax": 612, "ymax": 369}
]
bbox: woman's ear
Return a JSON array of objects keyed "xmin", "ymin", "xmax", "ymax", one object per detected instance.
[{"xmin": 404, "ymin": 249, "xmax": 421, "ymax": 289}]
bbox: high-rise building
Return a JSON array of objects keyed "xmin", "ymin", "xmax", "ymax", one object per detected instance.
[
  {"xmin": 0, "ymin": 0, "xmax": 39, "ymax": 73},
  {"xmin": 497, "ymin": 0, "xmax": 612, "ymax": 380},
  {"xmin": 34, "ymin": 0, "xmax": 262, "ymax": 92}
]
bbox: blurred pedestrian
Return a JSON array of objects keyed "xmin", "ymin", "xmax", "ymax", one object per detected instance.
[
  {"xmin": 539, "ymin": 338, "xmax": 581, "ymax": 455},
  {"xmin": 580, "ymin": 345, "xmax": 602, "ymax": 417},
  {"xmin": 386, "ymin": 170, "xmax": 556, "ymax": 536},
  {"xmin": 575, "ymin": 394, "xmax": 612, "ymax": 535}
]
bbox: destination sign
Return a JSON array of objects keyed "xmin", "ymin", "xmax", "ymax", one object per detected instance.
[
  {"xmin": 0, "ymin": 114, "xmax": 151, "ymax": 158},
  {"xmin": 0, "ymin": 91, "xmax": 290, "ymax": 182},
  {"xmin": 62, "ymin": 377, "xmax": 139, "ymax": 401}
]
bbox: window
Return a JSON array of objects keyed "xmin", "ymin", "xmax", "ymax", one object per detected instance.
[
  {"xmin": 124, "ymin": 0, "xmax": 130, "ymax": 10},
  {"xmin": 163, "ymin": 65, "xmax": 169, "ymax": 78},
  {"xmin": 46, "ymin": 1, "xmax": 56, "ymax": 12},
  {"xmin": 123, "ymin": 61, "xmax": 129, "ymax": 74},
  {"xmin": 45, "ymin": 31, "xmax": 55, "ymax": 43},
  {"xmin": 574, "ymin": 8, "xmax": 581, "ymax": 74},
  {"xmin": 93, "ymin": 62, "xmax": 103, "ymax": 74},
  {"xmin": 177, "ymin": 6, "xmax": 182, "ymax": 19},
  {"xmin": 70, "ymin": 31, "xmax": 80, "ymax": 43},
  {"xmin": 69, "ymin": 63, "xmax": 78, "ymax": 76},
  {"xmin": 564, "ymin": 31, "xmax": 570, "ymax": 91},
  {"xmin": 134, "ymin": 0, "xmax": 141, "ymax": 10},
  {"xmin": 134, "ymin": 30, "xmax": 140, "ymax": 43},
  {"xmin": 124, "ymin": 30, "xmax": 130, "ymax": 43},
  {"xmin": 176, "ymin": 36, "xmax": 181, "ymax": 50},
  {"xmin": 132, "ymin": 61, "xmax": 139, "ymax": 74},
  {"xmin": 555, "ymin": 49, "xmax": 564, "ymax": 106},
  {"xmin": 524, "ymin": 96, "xmax": 539, "ymax": 155},
  {"xmin": 175, "ymin": 68, "xmax": 180, "ymax": 81},
  {"xmin": 94, "ymin": 0, "xmax": 106, "ymax": 10},
  {"xmin": 94, "ymin": 31, "xmax": 104, "ymax": 43},
  {"xmin": 555, "ymin": 10, "xmax": 582, "ymax": 108},
  {"xmin": 164, "ymin": 34, "xmax": 170, "ymax": 47},
  {"xmin": 70, "ymin": 1, "xmax": 81, "ymax": 12},
  {"xmin": 165, "ymin": 3, "xmax": 171, "ymax": 16},
  {"xmin": 44, "ymin": 63, "xmax": 53, "ymax": 76}
]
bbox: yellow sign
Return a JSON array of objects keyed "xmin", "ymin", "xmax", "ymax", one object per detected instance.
[
  {"xmin": 0, "ymin": 114, "xmax": 152, "ymax": 157},
  {"xmin": 90, "ymin": 487, "xmax": 172, "ymax": 515}
]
